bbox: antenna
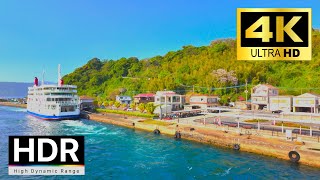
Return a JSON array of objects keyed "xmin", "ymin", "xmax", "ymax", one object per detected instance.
[
  {"xmin": 58, "ymin": 64, "xmax": 61, "ymax": 81},
  {"xmin": 42, "ymin": 70, "xmax": 45, "ymax": 86},
  {"xmin": 58, "ymin": 64, "xmax": 61, "ymax": 86}
]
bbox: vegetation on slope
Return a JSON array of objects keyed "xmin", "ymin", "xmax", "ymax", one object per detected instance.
[{"xmin": 64, "ymin": 29, "xmax": 320, "ymax": 103}]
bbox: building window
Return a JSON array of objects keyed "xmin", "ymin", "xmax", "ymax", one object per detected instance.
[{"xmin": 172, "ymin": 96, "xmax": 180, "ymax": 102}]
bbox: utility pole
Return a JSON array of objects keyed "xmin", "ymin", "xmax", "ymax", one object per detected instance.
[{"xmin": 245, "ymin": 79, "xmax": 248, "ymax": 104}]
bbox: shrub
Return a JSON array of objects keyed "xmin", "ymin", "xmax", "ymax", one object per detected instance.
[
  {"xmin": 96, "ymin": 109, "xmax": 155, "ymax": 118},
  {"xmin": 138, "ymin": 103, "xmax": 146, "ymax": 113},
  {"xmin": 114, "ymin": 101, "xmax": 121, "ymax": 108}
]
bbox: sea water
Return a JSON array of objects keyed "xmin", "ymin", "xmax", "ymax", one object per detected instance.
[{"xmin": 0, "ymin": 106, "xmax": 319, "ymax": 179}]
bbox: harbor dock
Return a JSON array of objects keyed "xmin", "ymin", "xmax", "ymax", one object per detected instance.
[
  {"xmin": 85, "ymin": 112, "xmax": 320, "ymax": 168},
  {"xmin": 1, "ymin": 102, "xmax": 320, "ymax": 168}
]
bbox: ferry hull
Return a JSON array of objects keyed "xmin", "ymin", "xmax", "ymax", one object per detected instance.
[{"xmin": 27, "ymin": 111, "xmax": 80, "ymax": 120}]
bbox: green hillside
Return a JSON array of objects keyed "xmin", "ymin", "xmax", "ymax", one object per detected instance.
[{"xmin": 64, "ymin": 29, "xmax": 320, "ymax": 102}]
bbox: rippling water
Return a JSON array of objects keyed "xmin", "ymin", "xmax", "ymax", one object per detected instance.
[{"xmin": 0, "ymin": 106, "xmax": 319, "ymax": 179}]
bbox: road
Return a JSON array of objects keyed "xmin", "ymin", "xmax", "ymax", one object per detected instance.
[{"xmin": 190, "ymin": 114, "xmax": 320, "ymax": 137}]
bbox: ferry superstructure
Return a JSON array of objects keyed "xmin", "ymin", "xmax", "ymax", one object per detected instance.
[{"xmin": 27, "ymin": 65, "xmax": 80, "ymax": 120}]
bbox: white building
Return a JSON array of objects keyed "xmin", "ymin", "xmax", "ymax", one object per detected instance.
[
  {"xmin": 269, "ymin": 96, "xmax": 293, "ymax": 113},
  {"xmin": 154, "ymin": 91, "xmax": 185, "ymax": 111},
  {"xmin": 116, "ymin": 95, "xmax": 132, "ymax": 105},
  {"xmin": 187, "ymin": 95, "xmax": 219, "ymax": 110},
  {"xmin": 251, "ymin": 84, "xmax": 279, "ymax": 110},
  {"xmin": 293, "ymin": 93, "xmax": 320, "ymax": 113}
]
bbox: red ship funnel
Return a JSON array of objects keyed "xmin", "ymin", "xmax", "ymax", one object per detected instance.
[
  {"xmin": 34, "ymin": 77, "xmax": 38, "ymax": 86},
  {"xmin": 59, "ymin": 79, "xmax": 64, "ymax": 86}
]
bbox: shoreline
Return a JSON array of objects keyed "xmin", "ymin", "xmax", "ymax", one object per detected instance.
[
  {"xmin": 0, "ymin": 102, "xmax": 27, "ymax": 108},
  {"xmin": 1, "ymin": 102, "xmax": 320, "ymax": 168},
  {"xmin": 85, "ymin": 112, "xmax": 320, "ymax": 169}
]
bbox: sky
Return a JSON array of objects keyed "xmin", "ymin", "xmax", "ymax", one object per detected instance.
[{"xmin": 0, "ymin": 0, "xmax": 319, "ymax": 82}]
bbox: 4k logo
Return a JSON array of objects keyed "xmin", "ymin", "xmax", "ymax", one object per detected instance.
[{"xmin": 237, "ymin": 8, "xmax": 312, "ymax": 60}]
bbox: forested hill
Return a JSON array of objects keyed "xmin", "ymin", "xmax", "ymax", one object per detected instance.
[{"xmin": 64, "ymin": 29, "xmax": 320, "ymax": 102}]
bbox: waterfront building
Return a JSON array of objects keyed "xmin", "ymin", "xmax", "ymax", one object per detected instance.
[
  {"xmin": 251, "ymin": 84, "xmax": 279, "ymax": 110},
  {"xmin": 269, "ymin": 96, "xmax": 293, "ymax": 113},
  {"xmin": 133, "ymin": 93, "xmax": 155, "ymax": 104},
  {"xmin": 80, "ymin": 96, "xmax": 94, "ymax": 111},
  {"xmin": 235, "ymin": 101, "xmax": 251, "ymax": 110},
  {"xmin": 185, "ymin": 95, "xmax": 219, "ymax": 110},
  {"xmin": 154, "ymin": 91, "xmax": 185, "ymax": 111},
  {"xmin": 116, "ymin": 95, "xmax": 132, "ymax": 105},
  {"xmin": 292, "ymin": 93, "xmax": 320, "ymax": 113}
]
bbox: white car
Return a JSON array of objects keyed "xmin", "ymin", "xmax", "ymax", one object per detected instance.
[{"xmin": 126, "ymin": 108, "xmax": 133, "ymax": 111}]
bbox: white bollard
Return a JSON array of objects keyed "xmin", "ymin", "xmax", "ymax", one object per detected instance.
[{"xmin": 300, "ymin": 126, "xmax": 302, "ymax": 135}]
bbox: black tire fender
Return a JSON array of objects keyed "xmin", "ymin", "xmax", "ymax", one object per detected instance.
[
  {"xmin": 153, "ymin": 129, "xmax": 160, "ymax": 134},
  {"xmin": 233, "ymin": 144, "xmax": 240, "ymax": 150},
  {"xmin": 288, "ymin": 151, "xmax": 300, "ymax": 163}
]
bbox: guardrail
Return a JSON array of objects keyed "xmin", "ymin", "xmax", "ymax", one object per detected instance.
[{"xmin": 201, "ymin": 112, "xmax": 320, "ymax": 124}]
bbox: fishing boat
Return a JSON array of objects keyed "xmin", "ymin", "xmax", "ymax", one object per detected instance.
[{"xmin": 27, "ymin": 65, "xmax": 80, "ymax": 120}]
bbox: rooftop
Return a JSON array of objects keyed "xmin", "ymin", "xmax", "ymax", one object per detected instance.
[
  {"xmin": 190, "ymin": 95, "xmax": 219, "ymax": 98},
  {"xmin": 134, "ymin": 93, "xmax": 155, "ymax": 98},
  {"xmin": 80, "ymin": 96, "xmax": 94, "ymax": 100},
  {"xmin": 156, "ymin": 91, "xmax": 180, "ymax": 96},
  {"xmin": 253, "ymin": 84, "xmax": 278, "ymax": 90}
]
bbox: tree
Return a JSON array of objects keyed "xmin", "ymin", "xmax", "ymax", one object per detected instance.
[
  {"xmin": 97, "ymin": 100, "xmax": 103, "ymax": 107},
  {"xmin": 130, "ymin": 103, "xmax": 136, "ymax": 110},
  {"xmin": 119, "ymin": 88, "xmax": 127, "ymax": 94},
  {"xmin": 145, "ymin": 103, "xmax": 157, "ymax": 114},
  {"xmin": 63, "ymin": 31, "xmax": 320, "ymax": 99},
  {"xmin": 103, "ymin": 101, "xmax": 109, "ymax": 107},
  {"xmin": 114, "ymin": 101, "xmax": 121, "ymax": 108},
  {"xmin": 121, "ymin": 103, "xmax": 127, "ymax": 109},
  {"xmin": 108, "ymin": 101, "xmax": 114, "ymax": 107},
  {"xmin": 138, "ymin": 103, "xmax": 146, "ymax": 113}
]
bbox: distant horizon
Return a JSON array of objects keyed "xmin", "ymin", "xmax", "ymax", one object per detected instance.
[{"xmin": 1, "ymin": 0, "xmax": 319, "ymax": 82}]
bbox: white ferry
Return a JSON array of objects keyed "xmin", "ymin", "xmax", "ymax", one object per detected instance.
[{"xmin": 27, "ymin": 65, "xmax": 80, "ymax": 120}]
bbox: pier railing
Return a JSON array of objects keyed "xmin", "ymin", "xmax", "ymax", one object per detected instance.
[{"xmin": 165, "ymin": 114, "xmax": 320, "ymax": 144}]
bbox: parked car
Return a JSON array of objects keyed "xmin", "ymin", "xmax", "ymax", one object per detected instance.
[
  {"xmin": 163, "ymin": 117, "xmax": 172, "ymax": 120},
  {"xmin": 126, "ymin": 108, "xmax": 133, "ymax": 111},
  {"xmin": 272, "ymin": 110, "xmax": 283, "ymax": 114}
]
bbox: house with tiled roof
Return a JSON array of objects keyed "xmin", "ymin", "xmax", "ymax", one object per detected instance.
[
  {"xmin": 134, "ymin": 93, "xmax": 155, "ymax": 104},
  {"xmin": 251, "ymin": 84, "xmax": 279, "ymax": 110},
  {"xmin": 154, "ymin": 91, "xmax": 185, "ymax": 111},
  {"xmin": 116, "ymin": 95, "xmax": 132, "ymax": 105}
]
